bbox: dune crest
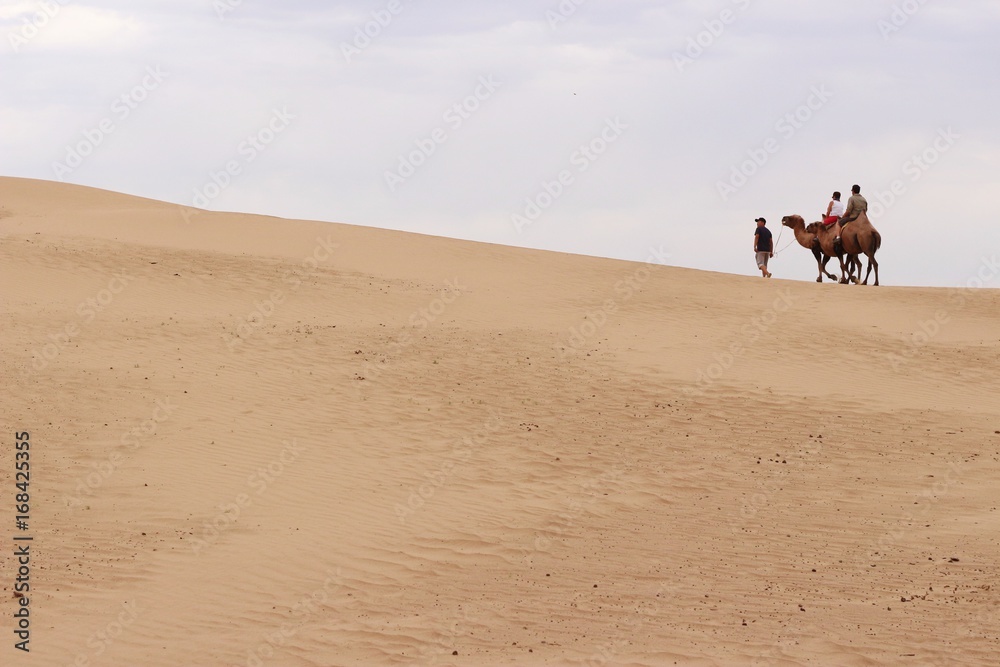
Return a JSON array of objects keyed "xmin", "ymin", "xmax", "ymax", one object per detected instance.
[{"xmin": 1, "ymin": 177, "xmax": 998, "ymax": 666}]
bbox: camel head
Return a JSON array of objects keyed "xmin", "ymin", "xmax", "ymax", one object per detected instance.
[
  {"xmin": 805, "ymin": 222, "xmax": 820, "ymax": 234},
  {"xmin": 781, "ymin": 215, "xmax": 804, "ymax": 229}
]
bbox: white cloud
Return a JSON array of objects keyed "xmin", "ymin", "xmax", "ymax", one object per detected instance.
[
  {"xmin": 3, "ymin": 4, "xmax": 144, "ymax": 53},
  {"xmin": 0, "ymin": 2, "xmax": 39, "ymax": 20}
]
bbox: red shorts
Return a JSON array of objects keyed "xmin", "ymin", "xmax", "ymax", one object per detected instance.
[{"xmin": 822, "ymin": 216, "xmax": 839, "ymax": 226}]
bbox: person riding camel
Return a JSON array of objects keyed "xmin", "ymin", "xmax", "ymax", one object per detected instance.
[
  {"xmin": 836, "ymin": 184, "xmax": 868, "ymax": 242},
  {"xmin": 822, "ymin": 191, "xmax": 845, "ymax": 226}
]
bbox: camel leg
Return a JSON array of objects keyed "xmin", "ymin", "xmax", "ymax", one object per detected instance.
[
  {"xmin": 864, "ymin": 253, "xmax": 879, "ymax": 286},
  {"xmin": 812, "ymin": 246, "xmax": 825, "ymax": 282},
  {"xmin": 832, "ymin": 238, "xmax": 850, "ymax": 284},
  {"xmin": 812, "ymin": 240, "xmax": 840, "ymax": 283},
  {"xmin": 813, "ymin": 249, "xmax": 838, "ymax": 282},
  {"xmin": 835, "ymin": 251, "xmax": 851, "ymax": 284},
  {"xmin": 821, "ymin": 255, "xmax": 838, "ymax": 281},
  {"xmin": 844, "ymin": 255, "xmax": 858, "ymax": 284}
]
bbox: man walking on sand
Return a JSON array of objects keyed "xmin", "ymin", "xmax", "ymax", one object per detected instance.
[{"xmin": 753, "ymin": 217, "xmax": 774, "ymax": 278}]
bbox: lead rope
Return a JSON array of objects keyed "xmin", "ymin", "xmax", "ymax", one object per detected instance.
[
  {"xmin": 771, "ymin": 223, "xmax": 793, "ymax": 255},
  {"xmin": 774, "ymin": 236, "xmax": 796, "ymax": 256}
]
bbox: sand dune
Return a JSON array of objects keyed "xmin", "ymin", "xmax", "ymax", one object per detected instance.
[{"xmin": 1, "ymin": 176, "xmax": 998, "ymax": 666}]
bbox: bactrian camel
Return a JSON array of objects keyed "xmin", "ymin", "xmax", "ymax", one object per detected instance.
[
  {"xmin": 838, "ymin": 211, "xmax": 882, "ymax": 286},
  {"xmin": 781, "ymin": 214, "xmax": 843, "ymax": 283}
]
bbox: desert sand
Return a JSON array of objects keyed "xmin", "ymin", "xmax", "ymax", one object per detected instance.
[{"xmin": 1, "ymin": 176, "xmax": 998, "ymax": 666}]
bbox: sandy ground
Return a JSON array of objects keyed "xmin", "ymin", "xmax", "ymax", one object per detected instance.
[{"xmin": 1, "ymin": 176, "xmax": 998, "ymax": 666}]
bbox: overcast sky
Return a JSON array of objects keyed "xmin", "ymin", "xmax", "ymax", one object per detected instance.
[{"xmin": 2, "ymin": 0, "xmax": 998, "ymax": 287}]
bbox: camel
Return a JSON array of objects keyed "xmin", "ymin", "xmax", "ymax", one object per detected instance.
[
  {"xmin": 780, "ymin": 215, "xmax": 843, "ymax": 283},
  {"xmin": 805, "ymin": 220, "xmax": 859, "ymax": 284},
  {"xmin": 838, "ymin": 211, "xmax": 882, "ymax": 286}
]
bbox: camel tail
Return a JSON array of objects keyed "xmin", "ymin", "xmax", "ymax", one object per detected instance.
[{"xmin": 873, "ymin": 230, "xmax": 882, "ymax": 253}]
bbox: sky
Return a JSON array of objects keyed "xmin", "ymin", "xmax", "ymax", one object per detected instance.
[{"xmin": 2, "ymin": 0, "xmax": 999, "ymax": 287}]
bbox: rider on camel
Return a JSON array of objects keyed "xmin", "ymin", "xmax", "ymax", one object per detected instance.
[
  {"xmin": 836, "ymin": 184, "xmax": 868, "ymax": 242},
  {"xmin": 822, "ymin": 191, "xmax": 845, "ymax": 226}
]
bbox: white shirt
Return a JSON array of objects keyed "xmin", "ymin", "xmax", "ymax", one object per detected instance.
[{"xmin": 829, "ymin": 199, "xmax": 846, "ymax": 217}]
